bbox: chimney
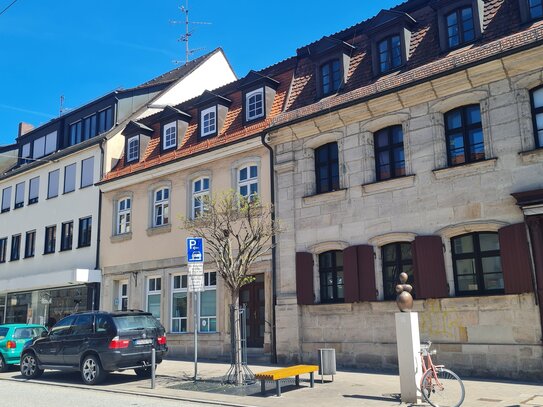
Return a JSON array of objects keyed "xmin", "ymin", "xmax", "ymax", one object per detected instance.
[{"xmin": 18, "ymin": 122, "xmax": 34, "ymax": 138}]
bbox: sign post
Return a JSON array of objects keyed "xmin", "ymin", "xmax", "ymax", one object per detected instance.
[{"xmin": 186, "ymin": 237, "xmax": 204, "ymax": 382}]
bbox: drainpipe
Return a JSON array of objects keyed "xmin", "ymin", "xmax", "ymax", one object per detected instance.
[
  {"xmin": 94, "ymin": 140, "xmax": 105, "ymax": 310},
  {"xmin": 261, "ymin": 132, "xmax": 278, "ymax": 364}
]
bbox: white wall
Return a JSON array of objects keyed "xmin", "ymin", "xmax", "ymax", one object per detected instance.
[{"xmin": 0, "ymin": 145, "xmax": 102, "ymax": 292}]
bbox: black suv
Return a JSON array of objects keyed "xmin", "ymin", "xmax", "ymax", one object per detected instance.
[{"xmin": 20, "ymin": 311, "xmax": 167, "ymax": 385}]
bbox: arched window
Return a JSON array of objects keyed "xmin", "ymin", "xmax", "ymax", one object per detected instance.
[
  {"xmin": 315, "ymin": 142, "xmax": 339, "ymax": 194},
  {"xmin": 238, "ymin": 165, "xmax": 258, "ymax": 202},
  {"xmin": 374, "ymin": 125, "xmax": 405, "ymax": 181},
  {"xmin": 246, "ymin": 89, "xmax": 264, "ymax": 121},
  {"xmin": 192, "ymin": 177, "xmax": 210, "ymax": 218},
  {"xmin": 445, "ymin": 105, "xmax": 484, "ymax": 166},
  {"xmin": 153, "ymin": 188, "xmax": 169, "ymax": 227},
  {"xmin": 163, "ymin": 122, "xmax": 177, "ymax": 150},
  {"xmin": 382, "ymin": 242, "xmax": 413, "ymax": 300},
  {"xmin": 127, "ymin": 136, "xmax": 139, "ymax": 163},
  {"xmin": 201, "ymin": 107, "xmax": 217, "ymax": 137},
  {"xmin": 319, "ymin": 251, "xmax": 344, "ymax": 303},
  {"xmin": 530, "ymin": 85, "xmax": 543, "ymax": 148},
  {"xmin": 116, "ymin": 197, "xmax": 131, "ymax": 234},
  {"xmin": 451, "ymin": 232, "xmax": 504, "ymax": 296}
]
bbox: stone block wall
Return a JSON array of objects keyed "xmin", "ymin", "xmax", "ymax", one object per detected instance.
[{"xmin": 276, "ymin": 294, "xmax": 542, "ymax": 381}]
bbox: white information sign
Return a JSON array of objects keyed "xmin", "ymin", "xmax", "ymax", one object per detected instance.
[{"xmin": 188, "ymin": 262, "xmax": 204, "ymax": 292}]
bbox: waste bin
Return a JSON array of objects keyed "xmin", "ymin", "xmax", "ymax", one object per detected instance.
[{"xmin": 318, "ymin": 348, "xmax": 336, "ymax": 383}]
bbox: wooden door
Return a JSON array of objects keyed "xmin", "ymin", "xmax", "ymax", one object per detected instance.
[{"xmin": 239, "ymin": 275, "xmax": 265, "ymax": 348}]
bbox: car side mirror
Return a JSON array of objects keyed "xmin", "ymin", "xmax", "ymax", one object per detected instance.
[{"xmin": 41, "ymin": 331, "xmax": 48, "ymax": 338}]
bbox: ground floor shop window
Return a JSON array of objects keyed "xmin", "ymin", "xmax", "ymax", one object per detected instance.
[
  {"xmin": 147, "ymin": 277, "xmax": 161, "ymax": 319},
  {"xmin": 172, "ymin": 275, "xmax": 188, "ymax": 333},
  {"xmin": 451, "ymin": 232, "xmax": 504, "ymax": 296},
  {"xmin": 200, "ymin": 272, "xmax": 217, "ymax": 332}
]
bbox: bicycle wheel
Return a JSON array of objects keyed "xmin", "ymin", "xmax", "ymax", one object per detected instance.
[{"xmin": 420, "ymin": 368, "xmax": 465, "ymax": 407}]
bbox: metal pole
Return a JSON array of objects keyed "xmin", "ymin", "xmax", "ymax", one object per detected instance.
[
  {"xmin": 194, "ymin": 291, "xmax": 198, "ymax": 381},
  {"xmin": 151, "ymin": 347, "xmax": 156, "ymax": 389}
]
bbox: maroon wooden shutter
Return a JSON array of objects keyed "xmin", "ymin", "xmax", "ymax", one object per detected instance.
[
  {"xmin": 296, "ymin": 252, "xmax": 314, "ymax": 305},
  {"xmin": 412, "ymin": 236, "xmax": 448, "ymax": 299},
  {"xmin": 358, "ymin": 245, "xmax": 377, "ymax": 301},
  {"xmin": 343, "ymin": 246, "xmax": 359, "ymax": 303},
  {"xmin": 498, "ymin": 223, "xmax": 534, "ymax": 294}
]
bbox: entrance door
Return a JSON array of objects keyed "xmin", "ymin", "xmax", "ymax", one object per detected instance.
[{"xmin": 239, "ymin": 275, "xmax": 265, "ymax": 348}]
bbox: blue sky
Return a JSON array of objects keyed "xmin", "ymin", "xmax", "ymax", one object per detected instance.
[{"xmin": 0, "ymin": 0, "xmax": 399, "ymax": 145}]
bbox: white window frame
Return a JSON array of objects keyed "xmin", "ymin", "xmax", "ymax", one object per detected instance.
[
  {"xmin": 163, "ymin": 122, "xmax": 177, "ymax": 150},
  {"xmin": 171, "ymin": 274, "xmax": 188, "ymax": 333},
  {"xmin": 191, "ymin": 177, "xmax": 210, "ymax": 219},
  {"xmin": 199, "ymin": 271, "xmax": 217, "ymax": 333},
  {"xmin": 246, "ymin": 88, "xmax": 264, "ymax": 121},
  {"xmin": 238, "ymin": 164, "xmax": 259, "ymax": 202},
  {"xmin": 118, "ymin": 280, "xmax": 128, "ymax": 311},
  {"xmin": 146, "ymin": 277, "xmax": 162, "ymax": 320},
  {"xmin": 116, "ymin": 197, "xmax": 131, "ymax": 235},
  {"xmin": 153, "ymin": 187, "xmax": 170, "ymax": 227},
  {"xmin": 127, "ymin": 136, "xmax": 139, "ymax": 163},
  {"xmin": 201, "ymin": 106, "xmax": 217, "ymax": 137}
]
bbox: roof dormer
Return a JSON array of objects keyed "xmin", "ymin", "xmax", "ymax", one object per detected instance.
[
  {"xmin": 194, "ymin": 90, "xmax": 232, "ymax": 141},
  {"xmin": 122, "ymin": 120, "xmax": 154, "ymax": 164},
  {"xmin": 366, "ymin": 10, "xmax": 417, "ymax": 76},
  {"xmin": 431, "ymin": 0, "xmax": 484, "ymax": 51},
  {"xmin": 239, "ymin": 71, "xmax": 280, "ymax": 124},
  {"xmin": 155, "ymin": 106, "xmax": 191, "ymax": 153},
  {"xmin": 297, "ymin": 37, "xmax": 356, "ymax": 99}
]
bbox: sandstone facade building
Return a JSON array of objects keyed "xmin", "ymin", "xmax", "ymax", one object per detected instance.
[
  {"xmin": 266, "ymin": 0, "xmax": 543, "ymax": 380},
  {"xmin": 97, "ymin": 60, "xmax": 295, "ymax": 359}
]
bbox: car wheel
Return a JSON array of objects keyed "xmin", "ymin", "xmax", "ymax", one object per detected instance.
[
  {"xmin": 20, "ymin": 353, "xmax": 43, "ymax": 379},
  {"xmin": 0, "ymin": 355, "xmax": 8, "ymax": 373},
  {"xmin": 134, "ymin": 366, "xmax": 154, "ymax": 378},
  {"xmin": 81, "ymin": 355, "xmax": 107, "ymax": 385}
]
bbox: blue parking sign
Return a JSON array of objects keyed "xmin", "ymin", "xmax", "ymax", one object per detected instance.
[{"xmin": 187, "ymin": 237, "xmax": 204, "ymax": 263}]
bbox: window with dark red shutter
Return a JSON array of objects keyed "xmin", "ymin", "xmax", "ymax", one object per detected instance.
[
  {"xmin": 343, "ymin": 245, "xmax": 377, "ymax": 302},
  {"xmin": 498, "ymin": 223, "xmax": 534, "ymax": 294},
  {"xmin": 412, "ymin": 236, "xmax": 449, "ymax": 299},
  {"xmin": 296, "ymin": 252, "xmax": 314, "ymax": 305},
  {"xmin": 343, "ymin": 246, "xmax": 359, "ymax": 303}
]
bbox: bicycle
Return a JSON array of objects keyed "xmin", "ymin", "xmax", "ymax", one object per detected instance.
[{"xmin": 419, "ymin": 341, "xmax": 465, "ymax": 407}]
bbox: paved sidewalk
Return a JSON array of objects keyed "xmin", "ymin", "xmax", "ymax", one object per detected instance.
[{"xmin": 2, "ymin": 358, "xmax": 543, "ymax": 406}]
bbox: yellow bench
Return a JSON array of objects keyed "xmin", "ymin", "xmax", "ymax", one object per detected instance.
[{"xmin": 255, "ymin": 364, "xmax": 319, "ymax": 397}]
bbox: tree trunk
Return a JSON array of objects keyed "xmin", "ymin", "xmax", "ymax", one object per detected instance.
[{"xmin": 231, "ymin": 289, "xmax": 242, "ymax": 386}]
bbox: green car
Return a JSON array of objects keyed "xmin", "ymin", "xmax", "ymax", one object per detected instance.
[{"xmin": 0, "ymin": 324, "xmax": 47, "ymax": 372}]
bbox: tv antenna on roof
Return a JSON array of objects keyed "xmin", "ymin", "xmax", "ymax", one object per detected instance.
[
  {"xmin": 59, "ymin": 95, "xmax": 73, "ymax": 117},
  {"xmin": 170, "ymin": 0, "xmax": 211, "ymax": 65}
]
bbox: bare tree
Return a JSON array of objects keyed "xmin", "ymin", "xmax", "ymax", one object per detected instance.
[{"xmin": 182, "ymin": 190, "xmax": 281, "ymax": 385}]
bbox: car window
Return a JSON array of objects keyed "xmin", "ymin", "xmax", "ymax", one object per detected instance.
[
  {"xmin": 0, "ymin": 327, "xmax": 8, "ymax": 339},
  {"xmin": 73, "ymin": 315, "xmax": 94, "ymax": 335},
  {"xmin": 51, "ymin": 315, "xmax": 76, "ymax": 336},
  {"xmin": 13, "ymin": 328, "xmax": 35, "ymax": 339},
  {"xmin": 95, "ymin": 315, "xmax": 114, "ymax": 334},
  {"xmin": 113, "ymin": 315, "xmax": 162, "ymax": 332}
]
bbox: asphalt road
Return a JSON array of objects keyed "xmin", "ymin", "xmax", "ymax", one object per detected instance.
[{"xmin": 0, "ymin": 379, "xmax": 207, "ymax": 407}]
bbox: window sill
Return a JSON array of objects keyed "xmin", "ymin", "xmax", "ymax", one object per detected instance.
[
  {"xmin": 362, "ymin": 175, "xmax": 416, "ymax": 195},
  {"xmin": 302, "ymin": 188, "xmax": 347, "ymax": 206},
  {"xmin": 43, "ymin": 252, "xmax": 55, "ymax": 256},
  {"xmin": 111, "ymin": 232, "xmax": 132, "ymax": 243},
  {"xmin": 147, "ymin": 224, "xmax": 172, "ymax": 237},
  {"xmin": 519, "ymin": 148, "xmax": 543, "ymax": 164},
  {"xmin": 433, "ymin": 158, "xmax": 497, "ymax": 180},
  {"xmin": 77, "ymin": 244, "xmax": 91, "ymax": 249}
]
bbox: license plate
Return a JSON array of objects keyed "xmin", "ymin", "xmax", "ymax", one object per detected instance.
[{"xmin": 134, "ymin": 339, "xmax": 153, "ymax": 345}]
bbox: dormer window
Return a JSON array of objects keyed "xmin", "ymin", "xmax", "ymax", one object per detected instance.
[
  {"xmin": 320, "ymin": 59, "xmax": 341, "ymax": 96},
  {"xmin": 246, "ymin": 89, "xmax": 264, "ymax": 121},
  {"xmin": 446, "ymin": 7, "xmax": 475, "ymax": 48},
  {"xmin": 434, "ymin": 0, "xmax": 483, "ymax": 51},
  {"xmin": 367, "ymin": 10, "xmax": 416, "ymax": 77},
  {"xmin": 163, "ymin": 122, "xmax": 177, "ymax": 151},
  {"xmin": 201, "ymin": 106, "xmax": 217, "ymax": 137},
  {"xmin": 378, "ymin": 35, "xmax": 402, "ymax": 73},
  {"xmin": 126, "ymin": 136, "xmax": 139, "ymax": 163}
]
